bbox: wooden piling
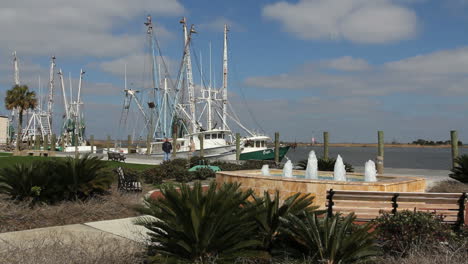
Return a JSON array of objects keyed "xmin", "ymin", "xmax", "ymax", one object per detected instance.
[
  {"xmin": 90, "ymin": 135, "xmax": 94, "ymax": 153},
  {"xmin": 451, "ymin": 130, "xmax": 459, "ymax": 168},
  {"xmin": 146, "ymin": 134, "xmax": 151, "ymax": 155},
  {"xmin": 44, "ymin": 136, "xmax": 49, "ymax": 151},
  {"xmin": 107, "ymin": 135, "xmax": 111, "ymax": 154},
  {"xmin": 274, "ymin": 132, "xmax": 280, "ymax": 163},
  {"xmin": 172, "ymin": 131, "xmax": 178, "ymax": 158},
  {"xmin": 236, "ymin": 133, "xmax": 241, "ymax": 161},
  {"xmin": 323, "ymin": 131, "xmax": 329, "ymax": 160},
  {"xmin": 127, "ymin": 135, "xmax": 132, "ymax": 154},
  {"xmin": 199, "ymin": 134, "xmax": 204, "ymax": 158},
  {"xmin": 377, "ymin": 131, "xmax": 384, "ymax": 174},
  {"xmin": 51, "ymin": 134, "xmax": 56, "ymax": 151}
]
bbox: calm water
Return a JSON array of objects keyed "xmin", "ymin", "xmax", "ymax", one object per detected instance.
[{"xmin": 286, "ymin": 146, "xmax": 468, "ymax": 170}]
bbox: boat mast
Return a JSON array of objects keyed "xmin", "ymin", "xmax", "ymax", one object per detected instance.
[
  {"xmin": 222, "ymin": 24, "xmax": 229, "ymax": 130},
  {"xmin": 180, "ymin": 17, "xmax": 197, "ymax": 134},
  {"xmin": 13, "ymin": 51, "xmax": 20, "ymax": 86},
  {"xmin": 76, "ymin": 69, "xmax": 84, "ymax": 123},
  {"xmin": 207, "ymin": 42, "xmax": 212, "ymax": 130},
  {"xmin": 47, "ymin": 56, "xmax": 56, "ymax": 126},
  {"xmin": 58, "ymin": 70, "xmax": 69, "ymax": 119}
]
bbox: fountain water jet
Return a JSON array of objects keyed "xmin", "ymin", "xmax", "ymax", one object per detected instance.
[
  {"xmin": 364, "ymin": 160, "xmax": 377, "ymax": 182},
  {"xmin": 333, "ymin": 155, "xmax": 347, "ymax": 181},
  {"xmin": 261, "ymin": 164, "xmax": 270, "ymax": 176},
  {"xmin": 283, "ymin": 160, "xmax": 293, "ymax": 178},
  {"xmin": 305, "ymin": 150, "xmax": 318, "ymax": 179}
]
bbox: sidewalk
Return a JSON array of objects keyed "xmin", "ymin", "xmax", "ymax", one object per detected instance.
[{"xmin": 0, "ymin": 216, "xmax": 154, "ymax": 249}]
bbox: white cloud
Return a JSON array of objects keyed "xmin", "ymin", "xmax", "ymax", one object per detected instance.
[
  {"xmin": 245, "ymin": 46, "xmax": 468, "ymax": 96},
  {"xmin": 262, "ymin": 0, "xmax": 418, "ymax": 44},
  {"xmin": 198, "ymin": 17, "xmax": 245, "ymax": 32},
  {"xmin": 0, "ymin": 0, "xmax": 184, "ymax": 57},
  {"xmin": 321, "ymin": 56, "xmax": 371, "ymax": 72},
  {"xmin": 384, "ymin": 47, "xmax": 468, "ymax": 74}
]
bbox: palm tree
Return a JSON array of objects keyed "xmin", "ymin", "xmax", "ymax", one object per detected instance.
[{"xmin": 4, "ymin": 84, "xmax": 37, "ymax": 150}]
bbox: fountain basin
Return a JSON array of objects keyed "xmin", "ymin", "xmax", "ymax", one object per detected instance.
[{"xmin": 216, "ymin": 169, "xmax": 426, "ymax": 208}]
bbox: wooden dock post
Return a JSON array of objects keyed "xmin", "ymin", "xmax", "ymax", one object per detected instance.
[
  {"xmin": 236, "ymin": 133, "xmax": 241, "ymax": 161},
  {"xmin": 44, "ymin": 136, "xmax": 49, "ymax": 151},
  {"xmin": 51, "ymin": 134, "xmax": 56, "ymax": 151},
  {"xmin": 198, "ymin": 134, "xmax": 204, "ymax": 158},
  {"xmin": 377, "ymin": 131, "xmax": 384, "ymax": 174},
  {"xmin": 451, "ymin": 130, "xmax": 459, "ymax": 168},
  {"xmin": 127, "ymin": 135, "xmax": 132, "ymax": 154},
  {"xmin": 172, "ymin": 131, "xmax": 178, "ymax": 158},
  {"xmin": 146, "ymin": 134, "xmax": 151, "ymax": 155},
  {"xmin": 323, "ymin": 131, "xmax": 329, "ymax": 160},
  {"xmin": 107, "ymin": 135, "xmax": 111, "ymax": 154},
  {"xmin": 74, "ymin": 134, "xmax": 79, "ymax": 159},
  {"xmin": 34, "ymin": 136, "xmax": 39, "ymax": 150},
  {"xmin": 90, "ymin": 135, "xmax": 94, "ymax": 153},
  {"xmin": 274, "ymin": 132, "xmax": 280, "ymax": 163}
]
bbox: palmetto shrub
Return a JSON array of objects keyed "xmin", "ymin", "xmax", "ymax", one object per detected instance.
[
  {"xmin": 250, "ymin": 190, "xmax": 319, "ymax": 255},
  {"xmin": 450, "ymin": 154, "xmax": 468, "ymax": 183},
  {"xmin": 137, "ymin": 182, "xmax": 263, "ymax": 263},
  {"xmin": 280, "ymin": 213, "xmax": 379, "ymax": 264},
  {"xmin": 0, "ymin": 154, "xmax": 112, "ymax": 203},
  {"xmin": 297, "ymin": 157, "xmax": 354, "ymax": 172}
]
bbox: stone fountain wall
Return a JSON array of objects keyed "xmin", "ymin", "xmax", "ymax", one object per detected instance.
[{"xmin": 216, "ymin": 169, "xmax": 426, "ymax": 208}]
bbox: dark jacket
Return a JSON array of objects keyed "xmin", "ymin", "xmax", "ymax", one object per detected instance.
[{"xmin": 162, "ymin": 141, "xmax": 172, "ymax": 153}]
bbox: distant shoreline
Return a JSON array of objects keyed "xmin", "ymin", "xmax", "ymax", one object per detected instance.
[{"xmin": 288, "ymin": 143, "xmax": 467, "ymax": 148}]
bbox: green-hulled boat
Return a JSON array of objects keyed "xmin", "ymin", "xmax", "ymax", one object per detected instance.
[{"xmin": 240, "ymin": 135, "xmax": 290, "ymax": 161}]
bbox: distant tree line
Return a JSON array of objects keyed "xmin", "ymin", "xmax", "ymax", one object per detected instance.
[{"xmin": 411, "ymin": 139, "xmax": 463, "ymax": 146}]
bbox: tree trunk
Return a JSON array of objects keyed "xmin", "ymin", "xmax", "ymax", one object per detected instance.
[{"xmin": 16, "ymin": 109, "xmax": 23, "ymax": 151}]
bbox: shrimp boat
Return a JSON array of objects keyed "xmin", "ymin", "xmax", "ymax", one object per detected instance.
[
  {"xmin": 119, "ymin": 16, "xmax": 289, "ymax": 161},
  {"xmin": 118, "ymin": 16, "xmax": 238, "ymax": 160}
]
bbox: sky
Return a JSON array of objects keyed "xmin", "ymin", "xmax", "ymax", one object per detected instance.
[{"xmin": 1, "ymin": 0, "xmax": 468, "ymax": 143}]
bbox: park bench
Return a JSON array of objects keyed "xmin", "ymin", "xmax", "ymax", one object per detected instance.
[
  {"xmin": 326, "ymin": 189, "xmax": 467, "ymax": 228},
  {"xmin": 108, "ymin": 152, "xmax": 126, "ymax": 162},
  {"xmin": 115, "ymin": 167, "xmax": 142, "ymax": 192}
]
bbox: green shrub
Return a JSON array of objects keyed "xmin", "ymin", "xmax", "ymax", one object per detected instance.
[
  {"xmin": 297, "ymin": 157, "xmax": 354, "ymax": 172},
  {"xmin": 168, "ymin": 158, "xmax": 189, "ymax": 168},
  {"xmin": 137, "ymin": 182, "xmax": 264, "ymax": 263},
  {"xmin": 450, "ymin": 154, "xmax": 468, "ymax": 183},
  {"xmin": 189, "ymin": 156, "xmax": 209, "ymax": 167},
  {"xmin": 192, "ymin": 167, "xmax": 216, "ymax": 180},
  {"xmin": 210, "ymin": 160, "xmax": 244, "ymax": 171},
  {"xmin": 141, "ymin": 167, "xmax": 163, "ymax": 185},
  {"xmin": 242, "ymin": 160, "xmax": 277, "ymax": 170},
  {"xmin": 374, "ymin": 210, "xmax": 455, "ymax": 255},
  {"xmin": 0, "ymin": 154, "xmax": 112, "ymax": 203},
  {"xmin": 281, "ymin": 213, "xmax": 379, "ymax": 263}
]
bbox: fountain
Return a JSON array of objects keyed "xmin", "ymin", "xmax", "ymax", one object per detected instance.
[
  {"xmin": 283, "ymin": 160, "xmax": 293, "ymax": 178},
  {"xmin": 261, "ymin": 164, "xmax": 270, "ymax": 176},
  {"xmin": 333, "ymin": 155, "xmax": 347, "ymax": 181},
  {"xmin": 364, "ymin": 160, "xmax": 377, "ymax": 182},
  {"xmin": 305, "ymin": 151, "xmax": 318, "ymax": 179},
  {"xmin": 216, "ymin": 152, "xmax": 426, "ymax": 208}
]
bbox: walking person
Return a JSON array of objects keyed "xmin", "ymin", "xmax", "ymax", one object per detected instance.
[{"xmin": 162, "ymin": 138, "xmax": 172, "ymax": 161}]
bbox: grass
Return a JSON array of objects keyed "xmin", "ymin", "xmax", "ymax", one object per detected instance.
[
  {"xmin": 0, "ymin": 231, "xmax": 145, "ymax": 264},
  {"xmin": 0, "ymin": 152, "xmax": 154, "ymax": 171},
  {"xmin": 428, "ymin": 180, "xmax": 468, "ymax": 193},
  {"xmin": 0, "ymin": 185, "xmax": 151, "ymax": 233}
]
